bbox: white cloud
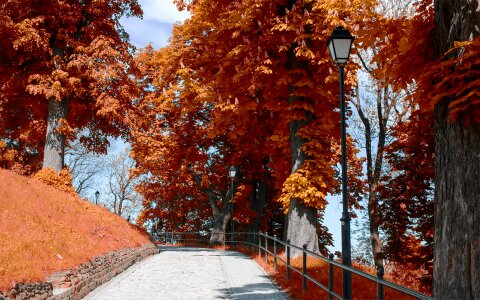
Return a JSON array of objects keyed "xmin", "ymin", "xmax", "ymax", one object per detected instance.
[
  {"xmin": 120, "ymin": 0, "xmax": 190, "ymax": 49},
  {"xmin": 140, "ymin": 0, "xmax": 190, "ymax": 23},
  {"xmin": 122, "ymin": 18, "xmax": 173, "ymax": 48}
]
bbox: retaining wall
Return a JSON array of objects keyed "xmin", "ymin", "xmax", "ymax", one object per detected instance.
[{"xmin": 0, "ymin": 243, "xmax": 158, "ymax": 300}]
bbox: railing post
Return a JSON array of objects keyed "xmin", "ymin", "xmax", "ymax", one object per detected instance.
[
  {"xmin": 377, "ymin": 266, "xmax": 384, "ymax": 300},
  {"xmin": 164, "ymin": 232, "xmax": 167, "ymax": 244},
  {"xmin": 273, "ymin": 235, "xmax": 277, "ymax": 271},
  {"xmin": 249, "ymin": 232, "xmax": 252, "ymax": 252},
  {"xmin": 252, "ymin": 232, "xmax": 255, "ymax": 253},
  {"xmin": 302, "ymin": 244, "xmax": 307, "ymax": 290},
  {"xmin": 251, "ymin": 232, "xmax": 254, "ymax": 253},
  {"xmin": 286, "ymin": 239, "xmax": 291, "ymax": 280},
  {"xmin": 258, "ymin": 232, "xmax": 262, "ymax": 257},
  {"xmin": 329, "ymin": 253, "xmax": 334, "ymax": 300},
  {"xmin": 265, "ymin": 234, "xmax": 268, "ymax": 266},
  {"xmin": 233, "ymin": 230, "xmax": 237, "ymax": 249}
]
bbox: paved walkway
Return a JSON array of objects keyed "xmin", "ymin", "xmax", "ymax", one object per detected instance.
[{"xmin": 83, "ymin": 246, "xmax": 287, "ymax": 300}]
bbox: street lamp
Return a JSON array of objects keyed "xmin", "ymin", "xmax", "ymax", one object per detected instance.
[
  {"xmin": 95, "ymin": 190, "xmax": 100, "ymax": 205},
  {"xmin": 229, "ymin": 166, "xmax": 236, "ymax": 246},
  {"xmin": 328, "ymin": 25, "xmax": 354, "ymax": 300}
]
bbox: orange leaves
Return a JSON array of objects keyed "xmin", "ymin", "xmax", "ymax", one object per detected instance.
[
  {"xmin": 420, "ymin": 37, "xmax": 480, "ymax": 124},
  {"xmin": 255, "ymin": 65, "xmax": 273, "ymax": 75},
  {"xmin": 131, "ymin": 0, "xmax": 380, "ymax": 237},
  {"xmin": 376, "ymin": 4, "xmax": 480, "ymax": 125},
  {"xmin": 1, "ymin": 0, "xmax": 143, "ymax": 168},
  {"xmin": 278, "ymin": 167, "xmax": 330, "ymax": 211},
  {"xmin": 363, "ymin": 0, "xmax": 480, "ymax": 125},
  {"xmin": 363, "ymin": 1, "xmax": 434, "ymax": 90},
  {"xmin": 294, "ymin": 45, "xmax": 316, "ymax": 60},
  {"xmin": 377, "ymin": 107, "xmax": 434, "ymax": 291},
  {"xmin": 33, "ymin": 168, "xmax": 76, "ymax": 195}
]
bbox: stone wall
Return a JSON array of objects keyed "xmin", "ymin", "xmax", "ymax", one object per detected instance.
[{"xmin": 0, "ymin": 243, "xmax": 158, "ymax": 300}]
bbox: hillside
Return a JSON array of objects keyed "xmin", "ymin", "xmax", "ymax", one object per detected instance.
[{"xmin": 0, "ymin": 168, "xmax": 152, "ymax": 290}]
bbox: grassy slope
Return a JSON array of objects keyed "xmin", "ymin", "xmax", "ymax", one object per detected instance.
[{"xmin": 0, "ymin": 168, "xmax": 152, "ymax": 290}]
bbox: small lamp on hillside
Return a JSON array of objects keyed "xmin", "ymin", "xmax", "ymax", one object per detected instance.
[
  {"xmin": 328, "ymin": 25, "xmax": 354, "ymax": 300},
  {"xmin": 229, "ymin": 166, "xmax": 236, "ymax": 246},
  {"xmin": 95, "ymin": 190, "xmax": 100, "ymax": 205},
  {"xmin": 229, "ymin": 166, "xmax": 237, "ymax": 179}
]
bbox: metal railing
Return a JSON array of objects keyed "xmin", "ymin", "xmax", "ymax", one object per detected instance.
[
  {"xmin": 159, "ymin": 231, "xmax": 211, "ymax": 246},
  {"xmin": 158, "ymin": 231, "xmax": 433, "ymax": 300}
]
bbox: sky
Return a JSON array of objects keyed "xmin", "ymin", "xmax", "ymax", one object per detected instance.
[
  {"xmin": 120, "ymin": 0, "xmax": 189, "ymax": 49},
  {"xmin": 118, "ymin": 0, "xmax": 353, "ymax": 255}
]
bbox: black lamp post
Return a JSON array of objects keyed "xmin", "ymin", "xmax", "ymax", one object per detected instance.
[
  {"xmin": 328, "ymin": 25, "xmax": 354, "ymax": 300},
  {"xmin": 229, "ymin": 166, "xmax": 236, "ymax": 245},
  {"xmin": 95, "ymin": 190, "xmax": 100, "ymax": 205},
  {"xmin": 228, "ymin": 166, "xmax": 237, "ymax": 244}
]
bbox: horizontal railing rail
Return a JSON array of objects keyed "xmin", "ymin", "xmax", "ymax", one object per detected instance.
[{"xmin": 156, "ymin": 231, "xmax": 433, "ymax": 300}]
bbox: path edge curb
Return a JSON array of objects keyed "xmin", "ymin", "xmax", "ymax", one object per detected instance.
[{"xmin": 48, "ymin": 243, "xmax": 159, "ymax": 300}]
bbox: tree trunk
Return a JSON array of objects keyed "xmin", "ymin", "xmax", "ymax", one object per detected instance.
[
  {"xmin": 118, "ymin": 197, "xmax": 123, "ymax": 216},
  {"xmin": 210, "ymin": 212, "xmax": 230, "ymax": 244},
  {"xmin": 206, "ymin": 172, "xmax": 238, "ymax": 244},
  {"xmin": 247, "ymin": 180, "xmax": 267, "ymax": 243},
  {"xmin": 43, "ymin": 98, "xmax": 68, "ymax": 172},
  {"xmin": 353, "ymin": 86, "xmax": 387, "ymax": 269},
  {"xmin": 286, "ymin": 104, "xmax": 319, "ymax": 257},
  {"xmin": 368, "ymin": 191, "xmax": 383, "ymax": 269},
  {"xmin": 284, "ymin": 35, "xmax": 319, "ymax": 256},
  {"xmin": 433, "ymin": 1, "xmax": 480, "ymax": 298},
  {"xmin": 287, "ymin": 197, "xmax": 319, "ymax": 257},
  {"xmin": 113, "ymin": 195, "xmax": 118, "ymax": 213}
]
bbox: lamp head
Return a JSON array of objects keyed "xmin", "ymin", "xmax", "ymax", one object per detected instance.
[
  {"xmin": 229, "ymin": 166, "xmax": 236, "ymax": 178},
  {"xmin": 327, "ymin": 26, "xmax": 355, "ymax": 66}
]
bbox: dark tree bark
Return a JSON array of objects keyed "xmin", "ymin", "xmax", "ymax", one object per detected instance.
[
  {"xmin": 43, "ymin": 44, "xmax": 68, "ymax": 172},
  {"xmin": 210, "ymin": 210, "xmax": 230, "ymax": 244},
  {"xmin": 203, "ymin": 188, "xmax": 231, "ymax": 244},
  {"xmin": 247, "ymin": 180, "xmax": 267, "ymax": 242},
  {"xmin": 286, "ymin": 114, "xmax": 320, "ymax": 257},
  {"xmin": 193, "ymin": 170, "xmax": 237, "ymax": 244},
  {"xmin": 42, "ymin": 98, "xmax": 68, "ymax": 172},
  {"xmin": 353, "ymin": 85, "xmax": 391, "ymax": 269},
  {"xmin": 433, "ymin": 1, "xmax": 480, "ymax": 298}
]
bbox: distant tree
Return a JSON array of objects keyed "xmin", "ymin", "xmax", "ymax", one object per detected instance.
[
  {"xmin": 105, "ymin": 149, "xmax": 140, "ymax": 219},
  {"xmin": 351, "ymin": 0, "xmax": 417, "ymax": 271},
  {"xmin": 65, "ymin": 140, "xmax": 104, "ymax": 197}
]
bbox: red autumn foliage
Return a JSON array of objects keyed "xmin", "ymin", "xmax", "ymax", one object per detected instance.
[
  {"xmin": 132, "ymin": 0, "xmax": 371, "ymax": 252},
  {"xmin": 0, "ymin": 0, "xmax": 142, "ymax": 168},
  {"xmin": 371, "ymin": 0, "xmax": 480, "ymax": 124},
  {"xmin": 378, "ymin": 108, "xmax": 434, "ymax": 293}
]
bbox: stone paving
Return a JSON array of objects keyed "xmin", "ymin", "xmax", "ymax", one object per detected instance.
[{"xmin": 83, "ymin": 246, "xmax": 288, "ymax": 300}]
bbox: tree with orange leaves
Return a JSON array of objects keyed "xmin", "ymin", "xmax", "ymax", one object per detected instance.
[
  {"xmin": 0, "ymin": 0, "xmax": 142, "ymax": 172},
  {"xmin": 132, "ymin": 0, "xmax": 371, "ymax": 256}
]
